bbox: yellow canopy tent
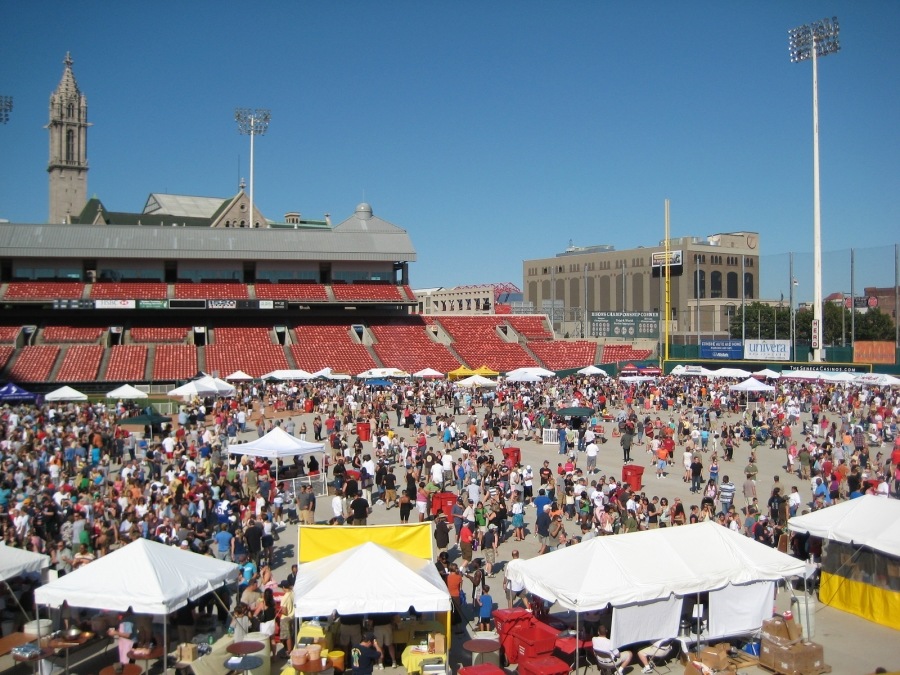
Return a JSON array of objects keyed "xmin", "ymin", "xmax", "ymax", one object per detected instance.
[
  {"xmin": 448, "ymin": 366, "xmax": 475, "ymax": 380},
  {"xmin": 473, "ymin": 365, "xmax": 500, "ymax": 377}
]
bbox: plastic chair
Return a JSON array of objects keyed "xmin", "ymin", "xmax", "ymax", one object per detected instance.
[
  {"xmin": 644, "ymin": 639, "xmax": 676, "ymax": 673},
  {"xmin": 591, "ymin": 649, "xmax": 623, "ymax": 675}
]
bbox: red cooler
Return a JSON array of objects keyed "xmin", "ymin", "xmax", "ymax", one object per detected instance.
[
  {"xmin": 357, "ymin": 422, "xmax": 371, "ymax": 442},
  {"xmin": 516, "ymin": 655, "xmax": 570, "ymax": 675},
  {"xmin": 492, "ymin": 608, "xmax": 531, "ymax": 664},
  {"xmin": 458, "ymin": 666, "xmax": 504, "ymax": 675},
  {"xmin": 622, "ymin": 464, "xmax": 645, "ymax": 491},
  {"xmin": 510, "ymin": 621, "xmax": 559, "ymax": 661}
]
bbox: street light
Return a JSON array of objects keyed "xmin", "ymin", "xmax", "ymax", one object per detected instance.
[
  {"xmin": 234, "ymin": 108, "xmax": 271, "ymax": 228},
  {"xmin": 789, "ymin": 16, "xmax": 840, "ymax": 361},
  {"xmin": 0, "ymin": 96, "xmax": 12, "ymax": 125}
]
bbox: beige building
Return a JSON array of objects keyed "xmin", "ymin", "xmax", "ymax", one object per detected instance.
[
  {"xmin": 48, "ymin": 53, "xmax": 89, "ymax": 225},
  {"xmin": 523, "ymin": 232, "xmax": 760, "ymax": 341}
]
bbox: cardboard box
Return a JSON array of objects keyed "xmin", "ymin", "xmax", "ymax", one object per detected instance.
[
  {"xmin": 177, "ymin": 643, "xmax": 198, "ymax": 662},
  {"xmin": 761, "ymin": 638, "xmax": 826, "ymax": 675},
  {"xmin": 699, "ymin": 645, "xmax": 728, "ymax": 670},
  {"xmin": 782, "ymin": 614, "xmax": 802, "ymax": 642},
  {"xmin": 761, "ymin": 617, "xmax": 800, "ymax": 647},
  {"xmin": 432, "ymin": 633, "xmax": 445, "ymax": 654},
  {"xmin": 792, "ymin": 641, "xmax": 825, "ymax": 674}
]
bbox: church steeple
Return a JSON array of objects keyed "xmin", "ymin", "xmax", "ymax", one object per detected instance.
[{"xmin": 47, "ymin": 52, "xmax": 89, "ymax": 224}]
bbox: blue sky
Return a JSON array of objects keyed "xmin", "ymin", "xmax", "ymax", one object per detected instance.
[{"xmin": 1, "ymin": 2, "xmax": 898, "ymax": 299}]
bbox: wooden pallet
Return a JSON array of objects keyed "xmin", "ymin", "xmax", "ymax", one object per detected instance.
[{"xmin": 726, "ymin": 650, "xmax": 760, "ymax": 670}]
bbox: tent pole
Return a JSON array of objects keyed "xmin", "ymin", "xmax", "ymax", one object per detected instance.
[
  {"xmin": 574, "ymin": 607, "xmax": 580, "ymax": 673},
  {"xmin": 164, "ymin": 617, "xmax": 169, "ymax": 675},
  {"xmin": 2, "ymin": 579, "xmax": 32, "ymax": 623}
]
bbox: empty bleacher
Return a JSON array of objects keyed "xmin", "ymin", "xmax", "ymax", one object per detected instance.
[
  {"xmin": 131, "ymin": 327, "xmax": 190, "ymax": 343},
  {"xmin": 255, "ymin": 283, "xmax": 329, "ymax": 302},
  {"xmin": 331, "ymin": 283, "xmax": 403, "ymax": 302},
  {"xmin": 104, "ymin": 344, "xmax": 148, "ymax": 382},
  {"xmin": 214, "ymin": 327, "xmax": 274, "ymax": 345},
  {"xmin": 529, "ymin": 341, "xmax": 598, "ymax": 371},
  {"xmin": 55, "ymin": 345, "xmax": 104, "ymax": 382},
  {"xmin": 370, "ymin": 321, "xmax": 461, "ymax": 373},
  {"xmin": 205, "ymin": 327, "xmax": 288, "ymax": 377},
  {"xmin": 291, "ymin": 325, "xmax": 376, "ymax": 374},
  {"xmin": 0, "ymin": 346, "xmax": 14, "ymax": 371},
  {"xmin": 174, "ymin": 283, "xmax": 249, "ymax": 300},
  {"xmin": 599, "ymin": 344, "xmax": 653, "ymax": 364},
  {"xmin": 9, "ymin": 345, "xmax": 60, "ymax": 382},
  {"xmin": 506, "ymin": 315, "xmax": 553, "ymax": 340},
  {"xmin": 152, "ymin": 344, "xmax": 198, "ymax": 381},
  {"xmin": 43, "ymin": 326, "xmax": 104, "ymax": 343},
  {"xmin": 437, "ymin": 316, "xmax": 538, "ymax": 372},
  {"xmin": 90, "ymin": 282, "xmax": 168, "ymax": 299},
  {"xmin": 0, "ymin": 326, "xmax": 22, "ymax": 343},
  {"xmin": 4, "ymin": 282, "xmax": 85, "ymax": 300}
]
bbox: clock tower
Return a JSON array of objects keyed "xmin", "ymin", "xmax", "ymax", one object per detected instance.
[{"xmin": 47, "ymin": 52, "xmax": 89, "ymax": 224}]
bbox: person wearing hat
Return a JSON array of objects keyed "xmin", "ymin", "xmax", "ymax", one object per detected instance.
[{"xmin": 350, "ymin": 631, "xmax": 382, "ymax": 675}]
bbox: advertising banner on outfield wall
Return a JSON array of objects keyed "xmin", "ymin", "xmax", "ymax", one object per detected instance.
[
  {"xmin": 744, "ymin": 339, "xmax": 790, "ymax": 361},
  {"xmin": 853, "ymin": 341, "xmax": 896, "ymax": 365},
  {"xmin": 700, "ymin": 339, "xmax": 743, "ymax": 360}
]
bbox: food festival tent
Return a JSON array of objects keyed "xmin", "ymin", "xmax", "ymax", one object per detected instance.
[
  {"xmin": 456, "ymin": 374, "xmax": 498, "ymax": 388},
  {"xmin": 260, "ymin": 369, "xmax": 315, "ymax": 381},
  {"xmin": 293, "ymin": 542, "xmax": 451, "ymax": 616},
  {"xmin": 357, "ymin": 367, "xmax": 409, "ymax": 378},
  {"xmin": 448, "ymin": 366, "xmax": 475, "ymax": 380},
  {"xmin": 473, "ymin": 365, "xmax": 500, "ymax": 377},
  {"xmin": 310, "ymin": 367, "xmax": 351, "ymax": 380},
  {"xmin": 0, "ymin": 544, "xmax": 50, "ymax": 623},
  {"xmin": 44, "ymin": 385, "xmax": 88, "ymax": 401},
  {"xmin": 788, "ymin": 496, "xmax": 900, "ymax": 628},
  {"xmin": 224, "ymin": 370, "xmax": 254, "ymax": 381},
  {"xmin": 576, "ymin": 365, "xmax": 609, "ymax": 376},
  {"xmin": 507, "ymin": 366, "xmax": 555, "ymax": 378},
  {"xmin": 227, "ymin": 427, "xmax": 324, "ymax": 461},
  {"xmin": 506, "ymin": 521, "xmax": 805, "ymax": 648},
  {"xmin": 0, "ymin": 382, "xmax": 37, "ymax": 402},
  {"xmin": 412, "ymin": 367, "xmax": 444, "ymax": 379},
  {"xmin": 729, "ymin": 378, "xmax": 775, "ymax": 393},
  {"xmin": 850, "ymin": 373, "xmax": 900, "ymax": 387},
  {"xmin": 505, "ymin": 371, "xmax": 543, "ymax": 383},
  {"xmin": 168, "ymin": 375, "xmax": 235, "ymax": 397},
  {"xmin": 753, "ymin": 368, "xmax": 781, "ymax": 379},
  {"xmin": 105, "ymin": 383, "xmax": 149, "ymax": 399}
]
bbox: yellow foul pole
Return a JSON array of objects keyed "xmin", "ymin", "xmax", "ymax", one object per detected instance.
[{"xmin": 664, "ymin": 199, "xmax": 671, "ymax": 364}]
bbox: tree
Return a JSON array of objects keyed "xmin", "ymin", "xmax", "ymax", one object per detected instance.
[
  {"xmin": 855, "ymin": 308, "xmax": 895, "ymax": 341},
  {"xmin": 728, "ymin": 302, "xmax": 792, "ymax": 340}
]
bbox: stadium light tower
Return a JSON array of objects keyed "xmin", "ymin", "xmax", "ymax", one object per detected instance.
[
  {"xmin": 789, "ymin": 16, "xmax": 840, "ymax": 362},
  {"xmin": 0, "ymin": 96, "xmax": 12, "ymax": 124},
  {"xmin": 234, "ymin": 108, "xmax": 270, "ymax": 228}
]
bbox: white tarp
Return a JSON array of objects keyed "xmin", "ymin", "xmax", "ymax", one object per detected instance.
[
  {"xmin": 227, "ymin": 426, "xmax": 325, "ymax": 460},
  {"xmin": 412, "ymin": 368, "xmax": 444, "ymax": 379},
  {"xmin": 34, "ymin": 538, "xmax": 238, "ymax": 614},
  {"xmin": 225, "ymin": 370, "xmax": 254, "ymax": 381},
  {"xmin": 456, "ymin": 375, "xmax": 498, "ymax": 388},
  {"xmin": 44, "ymin": 385, "xmax": 88, "ymax": 401},
  {"xmin": 851, "ymin": 373, "xmax": 900, "ymax": 387},
  {"xmin": 310, "ymin": 367, "xmax": 351, "ymax": 380},
  {"xmin": 0, "ymin": 544, "xmax": 50, "ymax": 582},
  {"xmin": 168, "ymin": 375, "xmax": 235, "ymax": 397},
  {"xmin": 293, "ymin": 542, "xmax": 451, "ymax": 616},
  {"xmin": 506, "ymin": 521, "xmax": 805, "ymax": 611},
  {"xmin": 788, "ymin": 495, "xmax": 900, "ymax": 559},
  {"xmin": 105, "ymin": 384, "xmax": 148, "ymax": 399},
  {"xmin": 357, "ymin": 367, "xmax": 410, "ymax": 378},
  {"xmin": 261, "ymin": 369, "xmax": 315, "ymax": 381},
  {"xmin": 729, "ymin": 377, "xmax": 775, "ymax": 393},
  {"xmin": 576, "ymin": 365, "xmax": 609, "ymax": 376}
]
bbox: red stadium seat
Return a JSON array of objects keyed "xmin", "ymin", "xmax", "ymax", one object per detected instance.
[
  {"xmin": 3, "ymin": 281, "xmax": 85, "ymax": 300},
  {"xmin": 291, "ymin": 325, "xmax": 376, "ymax": 374},
  {"xmin": 104, "ymin": 344, "xmax": 148, "ymax": 381},
  {"xmin": 55, "ymin": 345, "xmax": 104, "ymax": 382},
  {"xmin": 152, "ymin": 344, "xmax": 198, "ymax": 381},
  {"xmin": 254, "ymin": 283, "xmax": 329, "ymax": 302},
  {"xmin": 9, "ymin": 345, "xmax": 60, "ymax": 382},
  {"xmin": 330, "ymin": 284, "xmax": 403, "ymax": 302},
  {"xmin": 43, "ymin": 326, "xmax": 104, "ymax": 343}
]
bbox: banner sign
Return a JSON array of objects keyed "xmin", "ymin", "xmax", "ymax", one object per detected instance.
[
  {"xmin": 589, "ymin": 311, "xmax": 659, "ymax": 339},
  {"xmin": 95, "ymin": 299, "xmax": 136, "ymax": 309},
  {"xmin": 700, "ymin": 339, "xmax": 743, "ymax": 360},
  {"xmin": 744, "ymin": 339, "xmax": 790, "ymax": 361},
  {"xmin": 651, "ymin": 250, "xmax": 683, "ymax": 268},
  {"xmin": 853, "ymin": 341, "xmax": 896, "ymax": 365},
  {"xmin": 137, "ymin": 299, "xmax": 169, "ymax": 309}
]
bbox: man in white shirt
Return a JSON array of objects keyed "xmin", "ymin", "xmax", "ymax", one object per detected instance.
[
  {"xmin": 592, "ymin": 626, "xmax": 632, "ymax": 674},
  {"xmin": 585, "ymin": 440, "xmax": 599, "ymax": 474}
]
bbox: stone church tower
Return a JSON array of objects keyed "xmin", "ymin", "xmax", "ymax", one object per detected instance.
[{"xmin": 47, "ymin": 52, "xmax": 89, "ymax": 224}]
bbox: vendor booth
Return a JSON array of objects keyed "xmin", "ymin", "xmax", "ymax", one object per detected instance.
[
  {"xmin": 506, "ymin": 521, "xmax": 805, "ymax": 658},
  {"xmin": 227, "ymin": 426, "xmax": 325, "ymax": 490},
  {"xmin": 788, "ymin": 496, "xmax": 900, "ymax": 629}
]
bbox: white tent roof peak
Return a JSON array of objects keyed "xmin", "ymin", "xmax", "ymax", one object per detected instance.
[
  {"xmin": 45, "ymin": 385, "xmax": 88, "ymax": 401},
  {"xmin": 105, "ymin": 384, "xmax": 148, "ymax": 399},
  {"xmin": 227, "ymin": 426, "xmax": 324, "ymax": 459},
  {"xmin": 788, "ymin": 495, "xmax": 900, "ymax": 558},
  {"xmin": 0, "ymin": 543, "xmax": 50, "ymax": 581}
]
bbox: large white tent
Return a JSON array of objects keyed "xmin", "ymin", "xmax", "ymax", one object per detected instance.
[
  {"xmin": 851, "ymin": 373, "xmax": 900, "ymax": 387},
  {"xmin": 412, "ymin": 368, "xmax": 444, "ymax": 379},
  {"xmin": 729, "ymin": 377, "xmax": 775, "ymax": 393},
  {"xmin": 105, "ymin": 383, "xmax": 149, "ymax": 399},
  {"xmin": 44, "ymin": 385, "xmax": 88, "ymax": 401},
  {"xmin": 576, "ymin": 365, "xmax": 609, "ymax": 376},
  {"xmin": 261, "ymin": 369, "xmax": 315, "ymax": 381},
  {"xmin": 0, "ymin": 543, "xmax": 49, "ymax": 582},
  {"xmin": 310, "ymin": 367, "xmax": 351, "ymax": 380},
  {"xmin": 227, "ymin": 426, "xmax": 325, "ymax": 461},
  {"xmin": 168, "ymin": 375, "xmax": 235, "ymax": 398},
  {"xmin": 506, "ymin": 521, "xmax": 805, "ymax": 647},
  {"xmin": 357, "ymin": 367, "xmax": 410, "ymax": 378},
  {"xmin": 455, "ymin": 374, "xmax": 498, "ymax": 388},
  {"xmin": 293, "ymin": 542, "xmax": 451, "ymax": 616},
  {"xmin": 34, "ymin": 538, "xmax": 239, "ymax": 614},
  {"xmin": 789, "ymin": 496, "xmax": 900, "ymax": 559}
]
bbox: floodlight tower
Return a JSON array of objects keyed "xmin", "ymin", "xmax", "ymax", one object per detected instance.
[
  {"xmin": 789, "ymin": 17, "xmax": 840, "ymax": 361},
  {"xmin": 234, "ymin": 108, "xmax": 271, "ymax": 228},
  {"xmin": 0, "ymin": 96, "xmax": 12, "ymax": 124}
]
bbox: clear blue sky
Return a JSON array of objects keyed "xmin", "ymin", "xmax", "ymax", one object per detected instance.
[{"xmin": 1, "ymin": 2, "xmax": 898, "ymax": 299}]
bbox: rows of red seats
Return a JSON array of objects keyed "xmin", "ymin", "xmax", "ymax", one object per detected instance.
[
  {"xmin": 437, "ymin": 316, "xmax": 538, "ymax": 372},
  {"xmin": 255, "ymin": 283, "xmax": 329, "ymax": 301},
  {"xmin": 600, "ymin": 344, "xmax": 653, "ymax": 363},
  {"xmin": 9, "ymin": 345, "xmax": 60, "ymax": 382},
  {"xmin": 214, "ymin": 327, "xmax": 273, "ymax": 345},
  {"xmin": 205, "ymin": 344, "xmax": 290, "ymax": 379},
  {"xmin": 331, "ymin": 284, "xmax": 403, "ymax": 302},
  {"xmin": 43, "ymin": 326, "xmax": 104, "ymax": 343},
  {"xmin": 291, "ymin": 325, "xmax": 376, "ymax": 374},
  {"xmin": 173, "ymin": 283, "xmax": 249, "ymax": 299},
  {"xmin": 131, "ymin": 327, "xmax": 190, "ymax": 343},
  {"xmin": 0, "ymin": 326, "xmax": 22, "ymax": 343},
  {"xmin": 4, "ymin": 282, "xmax": 85, "ymax": 300},
  {"xmin": 104, "ymin": 345, "xmax": 148, "ymax": 382},
  {"xmin": 401, "ymin": 285, "xmax": 416, "ymax": 302},
  {"xmin": 370, "ymin": 323, "xmax": 461, "ymax": 374},
  {"xmin": 0, "ymin": 346, "xmax": 14, "ymax": 371},
  {"xmin": 90, "ymin": 283, "xmax": 168, "ymax": 299},
  {"xmin": 529, "ymin": 341, "xmax": 598, "ymax": 371},
  {"xmin": 506, "ymin": 315, "xmax": 553, "ymax": 340},
  {"xmin": 56, "ymin": 345, "xmax": 104, "ymax": 382},
  {"xmin": 152, "ymin": 344, "xmax": 198, "ymax": 381}
]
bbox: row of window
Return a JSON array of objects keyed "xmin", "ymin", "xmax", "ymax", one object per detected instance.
[{"xmin": 693, "ymin": 271, "xmax": 755, "ymax": 299}]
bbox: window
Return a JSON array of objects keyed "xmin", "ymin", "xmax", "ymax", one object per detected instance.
[
  {"xmin": 65, "ymin": 129, "xmax": 74, "ymax": 162},
  {"xmin": 710, "ymin": 271, "xmax": 722, "ymax": 298},
  {"xmin": 694, "ymin": 270, "xmax": 706, "ymax": 299},
  {"xmin": 726, "ymin": 272, "xmax": 738, "ymax": 298},
  {"xmin": 744, "ymin": 273, "xmax": 754, "ymax": 299}
]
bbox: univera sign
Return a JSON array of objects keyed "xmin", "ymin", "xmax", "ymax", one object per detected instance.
[{"xmin": 744, "ymin": 339, "xmax": 790, "ymax": 361}]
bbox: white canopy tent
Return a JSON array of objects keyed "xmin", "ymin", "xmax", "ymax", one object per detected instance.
[
  {"xmin": 0, "ymin": 544, "xmax": 50, "ymax": 624},
  {"xmin": 753, "ymin": 368, "xmax": 781, "ymax": 379},
  {"xmin": 310, "ymin": 367, "xmax": 351, "ymax": 380},
  {"xmin": 456, "ymin": 374, "xmax": 498, "ymax": 388},
  {"xmin": 505, "ymin": 371, "xmax": 543, "ymax": 383},
  {"xmin": 168, "ymin": 375, "xmax": 235, "ymax": 398},
  {"xmin": 224, "ymin": 370, "xmax": 254, "ymax": 381},
  {"xmin": 576, "ymin": 365, "xmax": 609, "ymax": 376},
  {"xmin": 228, "ymin": 427, "xmax": 325, "ymax": 484},
  {"xmin": 261, "ymin": 369, "xmax": 315, "ymax": 381},
  {"xmin": 357, "ymin": 367, "xmax": 410, "ymax": 379},
  {"xmin": 105, "ymin": 383, "xmax": 149, "ymax": 399},
  {"xmin": 412, "ymin": 368, "xmax": 444, "ymax": 379},
  {"xmin": 788, "ymin": 496, "xmax": 900, "ymax": 559},
  {"xmin": 507, "ymin": 366, "xmax": 555, "ymax": 378},
  {"xmin": 293, "ymin": 542, "xmax": 451, "ymax": 616},
  {"xmin": 35, "ymin": 538, "xmax": 239, "ymax": 659},
  {"xmin": 44, "ymin": 385, "xmax": 88, "ymax": 401},
  {"xmin": 729, "ymin": 378, "xmax": 775, "ymax": 393},
  {"xmin": 707, "ymin": 368, "xmax": 752, "ymax": 379},
  {"xmin": 780, "ymin": 370, "xmax": 856, "ymax": 383},
  {"xmin": 506, "ymin": 521, "xmax": 805, "ymax": 648},
  {"xmin": 850, "ymin": 373, "xmax": 900, "ymax": 387}
]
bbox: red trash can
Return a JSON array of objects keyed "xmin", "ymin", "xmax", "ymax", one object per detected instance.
[
  {"xmin": 510, "ymin": 621, "xmax": 559, "ymax": 661},
  {"xmin": 357, "ymin": 422, "xmax": 371, "ymax": 442},
  {"xmin": 431, "ymin": 492, "xmax": 457, "ymax": 518},
  {"xmin": 517, "ymin": 655, "xmax": 571, "ymax": 675},
  {"xmin": 458, "ymin": 666, "xmax": 505, "ymax": 675},
  {"xmin": 304, "ymin": 399, "xmax": 314, "ymax": 413},
  {"xmin": 621, "ymin": 464, "xmax": 645, "ymax": 491},
  {"xmin": 492, "ymin": 608, "xmax": 531, "ymax": 664},
  {"xmin": 503, "ymin": 447, "xmax": 521, "ymax": 467}
]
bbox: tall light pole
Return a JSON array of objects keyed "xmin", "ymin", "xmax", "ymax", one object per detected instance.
[
  {"xmin": 0, "ymin": 96, "xmax": 12, "ymax": 125},
  {"xmin": 789, "ymin": 16, "xmax": 840, "ymax": 361},
  {"xmin": 234, "ymin": 108, "xmax": 271, "ymax": 228}
]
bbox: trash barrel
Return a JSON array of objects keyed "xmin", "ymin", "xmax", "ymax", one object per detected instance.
[
  {"xmin": 357, "ymin": 422, "xmax": 371, "ymax": 442},
  {"xmin": 621, "ymin": 464, "xmax": 645, "ymax": 492}
]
